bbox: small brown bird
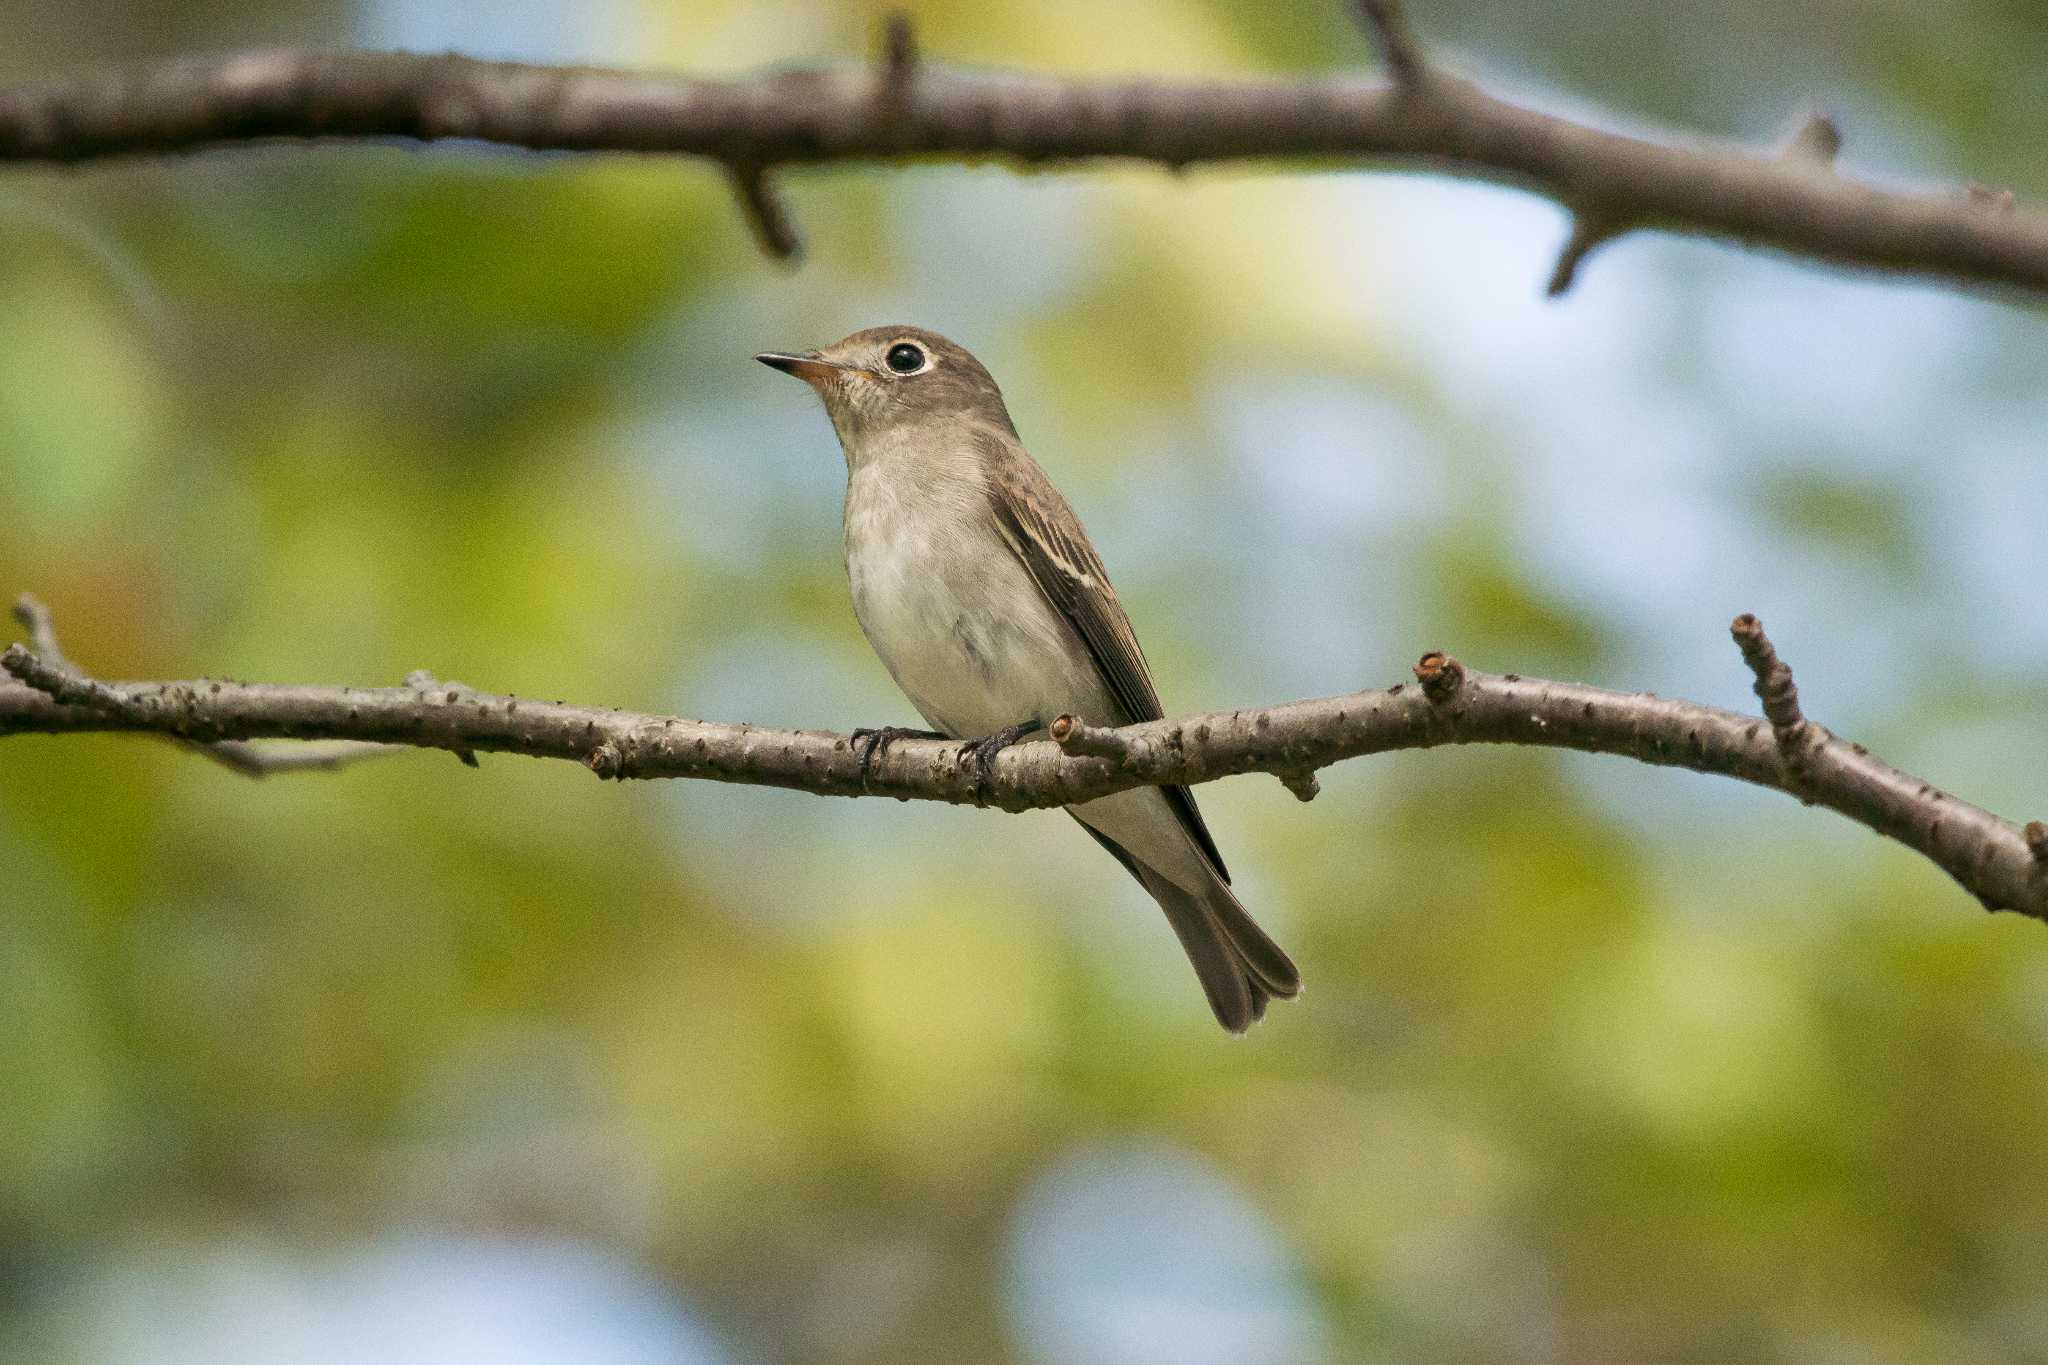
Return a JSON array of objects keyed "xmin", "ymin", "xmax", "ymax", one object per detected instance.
[{"xmin": 757, "ymin": 326, "xmax": 1300, "ymax": 1031}]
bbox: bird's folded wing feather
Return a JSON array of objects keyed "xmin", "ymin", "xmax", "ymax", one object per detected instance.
[{"xmin": 977, "ymin": 429, "xmax": 1230, "ymax": 882}]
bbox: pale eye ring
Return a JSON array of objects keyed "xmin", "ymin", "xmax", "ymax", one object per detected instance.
[{"xmin": 884, "ymin": 342, "xmax": 927, "ymax": 374}]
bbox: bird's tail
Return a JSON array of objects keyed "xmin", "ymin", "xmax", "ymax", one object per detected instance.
[
  {"xmin": 1072, "ymin": 815, "xmax": 1301, "ymax": 1033},
  {"xmin": 1139, "ymin": 864, "xmax": 1301, "ymax": 1033}
]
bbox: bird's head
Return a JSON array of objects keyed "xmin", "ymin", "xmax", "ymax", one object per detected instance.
[{"xmin": 756, "ymin": 326, "xmax": 1017, "ymax": 455}]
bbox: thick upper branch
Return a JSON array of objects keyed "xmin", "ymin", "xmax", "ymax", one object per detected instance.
[
  {"xmin": 0, "ymin": 49, "xmax": 2042, "ymax": 298},
  {"xmin": 5, "ymin": 625, "xmax": 2044, "ymax": 919}
]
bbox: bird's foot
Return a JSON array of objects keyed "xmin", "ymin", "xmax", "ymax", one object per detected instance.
[
  {"xmin": 960, "ymin": 720, "xmax": 1043, "ymax": 805},
  {"xmin": 851, "ymin": 725, "xmax": 947, "ymax": 791}
]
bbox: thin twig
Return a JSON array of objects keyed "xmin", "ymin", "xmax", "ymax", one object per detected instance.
[
  {"xmin": 1546, "ymin": 215, "xmax": 1625, "ymax": 296},
  {"xmin": 1350, "ymin": 0, "xmax": 1426, "ymax": 86},
  {"xmin": 1730, "ymin": 611, "xmax": 1815, "ymax": 796},
  {"xmin": 6, "ymin": 594, "xmax": 408, "ymax": 779},
  {"xmin": 1049, "ymin": 713, "xmax": 1129, "ymax": 760},
  {"xmin": 879, "ymin": 12, "xmax": 919, "ymax": 99},
  {"xmin": 1730, "ymin": 612, "xmax": 1806, "ymax": 732},
  {"xmin": 0, "ymin": 49, "xmax": 2040, "ymax": 297},
  {"xmin": 7, "ymin": 608, "xmax": 2045, "ymax": 919},
  {"xmin": 724, "ymin": 161, "xmax": 802, "ymax": 262},
  {"xmin": 11, "ymin": 594, "xmax": 65, "ymax": 664},
  {"xmin": 178, "ymin": 736, "xmax": 405, "ymax": 777}
]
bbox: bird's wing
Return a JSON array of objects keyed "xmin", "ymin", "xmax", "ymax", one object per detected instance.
[{"xmin": 978, "ymin": 429, "xmax": 1230, "ymax": 882}]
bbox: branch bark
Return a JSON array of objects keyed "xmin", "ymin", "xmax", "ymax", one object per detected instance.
[
  {"xmin": 8, "ymin": 594, "xmax": 405, "ymax": 778},
  {"xmin": 0, "ymin": 37, "xmax": 2042, "ymax": 299},
  {"xmin": 6, "ymin": 604, "xmax": 2044, "ymax": 919}
]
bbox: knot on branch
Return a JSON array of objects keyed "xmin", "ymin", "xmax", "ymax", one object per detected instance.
[
  {"xmin": 406, "ymin": 670, "xmax": 482, "ymax": 765},
  {"xmin": 587, "ymin": 739, "xmax": 625, "ymax": 780},
  {"xmin": 1276, "ymin": 768, "xmax": 1322, "ymax": 802},
  {"xmin": 1781, "ymin": 110, "xmax": 1842, "ymax": 167},
  {"xmin": 1414, "ymin": 650, "xmax": 1465, "ymax": 703},
  {"xmin": 1968, "ymin": 182, "xmax": 2018, "ymax": 214}
]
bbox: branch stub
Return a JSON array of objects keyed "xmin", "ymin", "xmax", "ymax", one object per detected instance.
[{"xmin": 1414, "ymin": 651, "xmax": 1465, "ymax": 702}]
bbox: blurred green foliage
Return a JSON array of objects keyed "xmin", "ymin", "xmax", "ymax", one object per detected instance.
[{"xmin": 4, "ymin": 1, "xmax": 2048, "ymax": 1362}]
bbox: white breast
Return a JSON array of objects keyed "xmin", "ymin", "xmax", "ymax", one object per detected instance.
[{"xmin": 842, "ymin": 452, "xmax": 1103, "ymax": 739}]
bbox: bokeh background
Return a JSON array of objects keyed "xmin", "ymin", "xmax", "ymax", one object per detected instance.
[{"xmin": 4, "ymin": 1, "xmax": 2048, "ymax": 1361}]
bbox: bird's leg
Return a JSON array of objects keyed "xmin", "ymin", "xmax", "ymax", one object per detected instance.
[
  {"xmin": 959, "ymin": 719, "xmax": 1044, "ymax": 804},
  {"xmin": 851, "ymin": 725, "xmax": 947, "ymax": 791}
]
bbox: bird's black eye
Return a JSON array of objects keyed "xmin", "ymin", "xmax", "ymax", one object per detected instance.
[{"xmin": 884, "ymin": 342, "xmax": 926, "ymax": 374}]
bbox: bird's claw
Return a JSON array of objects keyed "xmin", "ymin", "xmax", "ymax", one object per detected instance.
[
  {"xmin": 851, "ymin": 725, "xmax": 945, "ymax": 791},
  {"xmin": 959, "ymin": 720, "xmax": 1042, "ymax": 805}
]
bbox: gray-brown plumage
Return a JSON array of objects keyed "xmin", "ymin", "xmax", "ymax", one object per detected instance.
[{"xmin": 757, "ymin": 326, "xmax": 1299, "ymax": 1032}]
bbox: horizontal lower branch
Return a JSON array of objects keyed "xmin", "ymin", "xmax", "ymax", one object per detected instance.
[
  {"xmin": 5, "ymin": 613, "xmax": 2044, "ymax": 919},
  {"xmin": 0, "ymin": 41, "xmax": 2041, "ymax": 298}
]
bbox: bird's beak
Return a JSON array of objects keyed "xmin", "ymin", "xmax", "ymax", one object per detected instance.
[{"xmin": 755, "ymin": 351, "xmax": 855, "ymax": 385}]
